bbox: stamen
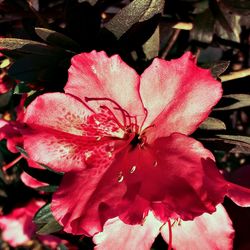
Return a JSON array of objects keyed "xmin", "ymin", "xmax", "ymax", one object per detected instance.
[
  {"xmin": 167, "ymin": 219, "xmax": 173, "ymax": 250},
  {"xmin": 2, "ymin": 155, "xmax": 23, "ymax": 172},
  {"xmin": 117, "ymin": 171, "xmax": 124, "ymax": 183},
  {"xmin": 85, "ymin": 97, "xmax": 128, "ymax": 128},
  {"xmin": 139, "ymin": 108, "xmax": 148, "ymax": 132}
]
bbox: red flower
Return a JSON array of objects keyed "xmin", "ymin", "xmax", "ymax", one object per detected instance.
[
  {"xmin": 0, "ymin": 199, "xmax": 64, "ymax": 248},
  {"xmin": 22, "ymin": 51, "xmax": 250, "ymax": 237}
]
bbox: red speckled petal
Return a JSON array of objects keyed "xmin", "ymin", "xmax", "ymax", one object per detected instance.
[
  {"xmin": 161, "ymin": 205, "xmax": 234, "ymax": 250},
  {"xmin": 93, "ymin": 212, "xmax": 162, "ymax": 250},
  {"xmin": 24, "ymin": 93, "xmax": 92, "ymax": 136},
  {"xmin": 23, "ymin": 127, "xmax": 117, "ymax": 172},
  {"xmin": 140, "ymin": 52, "xmax": 222, "ymax": 141},
  {"xmin": 64, "ymin": 51, "xmax": 146, "ymax": 125}
]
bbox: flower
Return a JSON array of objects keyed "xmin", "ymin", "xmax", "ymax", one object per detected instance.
[
  {"xmin": 21, "ymin": 51, "xmax": 250, "ymax": 238},
  {"xmin": 0, "ymin": 199, "xmax": 64, "ymax": 248},
  {"xmin": 94, "ymin": 205, "xmax": 234, "ymax": 250}
]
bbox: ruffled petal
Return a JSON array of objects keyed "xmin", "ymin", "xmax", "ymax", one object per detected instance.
[
  {"xmin": 51, "ymin": 166, "xmax": 127, "ymax": 236},
  {"xmin": 64, "ymin": 51, "xmax": 146, "ymax": 125},
  {"xmin": 93, "ymin": 212, "xmax": 162, "ymax": 250},
  {"xmin": 115, "ymin": 133, "xmax": 228, "ymax": 222},
  {"xmin": 161, "ymin": 205, "xmax": 234, "ymax": 250},
  {"xmin": 140, "ymin": 52, "xmax": 222, "ymax": 141}
]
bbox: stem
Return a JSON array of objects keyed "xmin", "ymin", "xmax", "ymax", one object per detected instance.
[
  {"xmin": 2, "ymin": 155, "xmax": 23, "ymax": 172},
  {"xmin": 161, "ymin": 29, "xmax": 181, "ymax": 59}
]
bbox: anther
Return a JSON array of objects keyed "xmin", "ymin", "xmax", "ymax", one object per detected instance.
[
  {"xmin": 130, "ymin": 165, "xmax": 136, "ymax": 173},
  {"xmin": 117, "ymin": 172, "xmax": 124, "ymax": 183}
]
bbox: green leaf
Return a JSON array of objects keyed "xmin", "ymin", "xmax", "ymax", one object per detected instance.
[
  {"xmin": 105, "ymin": 0, "xmax": 164, "ymax": 39},
  {"xmin": 35, "ymin": 27, "xmax": 80, "ymax": 52},
  {"xmin": 199, "ymin": 117, "xmax": 226, "ymax": 130},
  {"xmin": 215, "ymin": 94, "xmax": 250, "ymax": 111},
  {"xmin": 34, "ymin": 203, "xmax": 62, "ymax": 235},
  {"xmin": 190, "ymin": 8, "xmax": 215, "ymax": 43},
  {"xmin": 0, "ymin": 38, "xmax": 63, "ymax": 56},
  {"xmin": 142, "ymin": 25, "xmax": 160, "ymax": 60}
]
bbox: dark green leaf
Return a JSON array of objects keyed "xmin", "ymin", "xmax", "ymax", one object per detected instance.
[
  {"xmin": 0, "ymin": 90, "xmax": 12, "ymax": 108},
  {"xmin": 221, "ymin": 0, "xmax": 250, "ymax": 15},
  {"xmin": 0, "ymin": 38, "xmax": 63, "ymax": 56},
  {"xmin": 105, "ymin": 0, "xmax": 164, "ymax": 39},
  {"xmin": 199, "ymin": 117, "xmax": 226, "ymax": 130},
  {"xmin": 35, "ymin": 185, "xmax": 58, "ymax": 193},
  {"xmin": 215, "ymin": 94, "xmax": 250, "ymax": 111},
  {"xmin": 13, "ymin": 82, "xmax": 32, "ymax": 94},
  {"xmin": 202, "ymin": 60, "xmax": 230, "ymax": 78},
  {"xmin": 190, "ymin": 8, "xmax": 215, "ymax": 43},
  {"xmin": 199, "ymin": 135, "xmax": 250, "ymax": 154},
  {"xmin": 16, "ymin": 146, "xmax": 29, "ymax": 157},
  {"xmin": 34, "ymin": 203, "xmax": 62, "ymax": 235},
  {"xmin": 35, "ymin": 27, "xmax": 80, "ymax": 52}
]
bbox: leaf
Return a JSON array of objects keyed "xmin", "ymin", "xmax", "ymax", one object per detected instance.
[
  {"xmin": 199, "ymin": 117, "xmax": 226, "ymax": 130},
  {"xmin": 0, "ymin": 38, "xmax": 63, "ymax": 56},
  {"xmin": 210, "ymin": 0, "xmax": 233, "ymax": 33},
  {"xmin": 199, "ymin": 135, "xmax": 250, "ymax": 154},
  {"xmin": 35, "ymin": 185, "xmax": 58, "ymax": 193},
  {"xmin": 13, "ymin": 82, "xmax": 32, "ymax": 94},
  {"xmin": 105, "ymin": 0, "xmax": 164, "ymax": 39},
  {"xmin": 35, "ymin": 27, "xmax": 80, "ymax": 52},
  {"xmin": 202, "ymin": 60, "xmax": 230, "ymax": 78},
  {"xmin": 190, "ymin": 8, "xmax": 215, "ymax": 43},
  {"xmin": 34, "ymin": 203, "xmax": 62, "ymax": 235},
  {"xmin": 0, "ymin": 90, "xmax": 12, "ymax": 108},
  {"xmin": 142, "ymin": 25, "xmax": 159, "ymax": 60},
  {"xmin": 215, "ymin": 94, "xmax": 250, "ymax": 111},
  {"xmin": 16, "ymin": 146, "xmax": 29, "ymax": 157},
  {"xmin": 221, "ymin": 0, "xmax": 250, "ymax": 15}
]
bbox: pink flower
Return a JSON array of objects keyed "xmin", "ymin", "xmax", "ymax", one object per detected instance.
[
  {"xmin": 22, "ymin": 51, "xmax": 250, "ymax": 237},
  {"xmin": 94, "ymin": 205, "xmax": 234, "ymax": 250},
  {"xmin": 0, "ymin": 199, "xmax": 64, "ymax": 248}
]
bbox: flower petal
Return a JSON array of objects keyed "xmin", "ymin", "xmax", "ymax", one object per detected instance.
[
  {"xmin": 93, "ymin": 212, "xmax": 162, "ymax": 250},
  {"xmin": 0, "ymin": 200, "xmax": 45, "ymax": 247},
  {"xmin": 161, "ymin": 205, "xmax": 234, "ymax": 250},
  {"xmin": 64, "ymin": 51, "xmax": 146, "ymax": 125},
  {"xmin": 140, "ymin": 52, "xmax": 222, "ymax": 140},
  {"xmin": 23, "ymin": 127, "xmax": 116, "ymax": 172},
  {"xmin": 51, "ymin": 166, "xmax": 127, "ymax": 236},
  {"xmin": 0, "ymin": 119, "xmax": 23, "ymax": 153},
  {"xmin": 23, "ymin": 92, "xmax": 125, "ymax": 172},
  {"xmin": 24, "ymin": 92, "xmax": 92, "ymax": 136},
  {"xmin": 226, "ymin": 183, "xmax": 250, "ymax": 207},
  {"xmin": 118, "ymin": 133, "xmax": 228, "ymax": 222}
]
